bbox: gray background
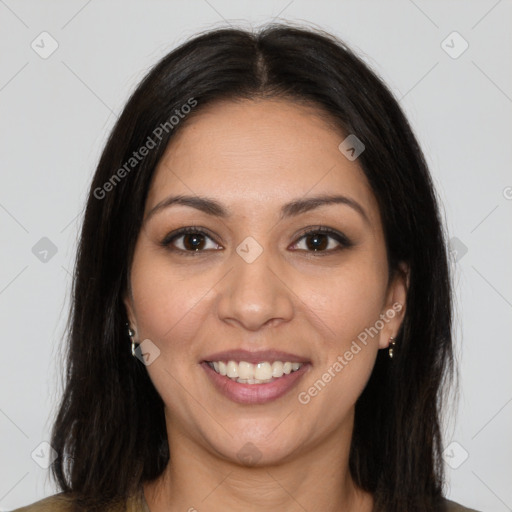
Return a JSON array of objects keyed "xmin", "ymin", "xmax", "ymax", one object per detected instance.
[{"xmin": 1, "ymin": 1, "xmax": 511, "ymax": 510}]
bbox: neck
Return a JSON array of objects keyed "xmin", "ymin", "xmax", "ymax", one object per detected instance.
[{"xmin": 143, "ymin": 408, "xmax": 373, "ymax": 512}]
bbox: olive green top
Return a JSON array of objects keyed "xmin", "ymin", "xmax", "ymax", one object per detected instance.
[
  {"xmin": 11, "ymin": 487, "xmax": 481, "ymax": 512},
  {"xmin": 11, "ymin": 487, "xmax": 150, "ymax": 512}
]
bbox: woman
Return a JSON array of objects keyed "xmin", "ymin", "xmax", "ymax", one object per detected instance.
[{"xmin": 15, "ymin": 24, "xmax": 480, "ymax": 512}]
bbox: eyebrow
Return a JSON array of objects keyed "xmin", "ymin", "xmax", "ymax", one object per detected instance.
[{"xmin": 145, "ymin": 193, "xmax": 370, "ymax": 225}]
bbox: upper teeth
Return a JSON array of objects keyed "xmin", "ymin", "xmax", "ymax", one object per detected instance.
[{"xmin": 209, "ymin": 360, "xmax": 303, "ymax": 382}]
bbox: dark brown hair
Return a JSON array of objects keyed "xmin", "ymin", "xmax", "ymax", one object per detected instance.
[{"xmin": 51, "ymin": 23, "xmax": 454, "ymax": 512}]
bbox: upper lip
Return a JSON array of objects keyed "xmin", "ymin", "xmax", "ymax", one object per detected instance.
[{"xmin": 202, "ymin": 349, "xmax": 310, "ymax": 365}]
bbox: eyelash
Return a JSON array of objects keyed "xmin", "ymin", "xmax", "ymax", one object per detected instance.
[{"xmin": 160, "ymin": 226, "xmax": 353, "ymax": 257}]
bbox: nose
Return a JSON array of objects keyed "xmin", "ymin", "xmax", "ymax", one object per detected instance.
[{"xmin": 215, "ymin": 246, "xmax": 295, "ymax": 332}]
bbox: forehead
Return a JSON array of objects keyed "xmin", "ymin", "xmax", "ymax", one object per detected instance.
[{"xmin": 146, "ymin": 99, "xmax": 379, "ymax": 224}]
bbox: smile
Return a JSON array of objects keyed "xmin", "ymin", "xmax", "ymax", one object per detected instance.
[{"xmin": 206, "ymin": 360, "xmax": 304, "ymax": 384}]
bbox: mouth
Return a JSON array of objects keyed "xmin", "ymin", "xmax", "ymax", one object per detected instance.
[{"xmin": 201, "ymin": 349, "xmax": 311, "ymax": 404}]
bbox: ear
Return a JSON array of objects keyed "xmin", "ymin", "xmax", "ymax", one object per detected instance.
[
  {"xmin": 123, "ymin": 284, "xmax": 138, "ymax": 334},
  {"xmin": 378, "ymin": 262, "xmax": 409, "ymax": 350}
]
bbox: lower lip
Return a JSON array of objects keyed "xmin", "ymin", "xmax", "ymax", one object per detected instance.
[{"xmin": 201, "ymin": 362, "xmax": 311, "ymax": 405}]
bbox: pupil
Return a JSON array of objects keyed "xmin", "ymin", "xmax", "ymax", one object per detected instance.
[
  {"xmin": 184, "ymin": 234, "xmax": 204, "ymax": 251},
  {"xmin": 307, "ymin": 234, "xmax": 327, "ymax": 251}
]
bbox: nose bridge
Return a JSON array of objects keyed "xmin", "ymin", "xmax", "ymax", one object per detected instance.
[{"xmin": 216, "ymin": 238, "xmax": 294, "ymax": 330}]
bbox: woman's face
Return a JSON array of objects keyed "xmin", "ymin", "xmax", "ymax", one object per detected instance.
[{"xmin": 125, "ymin": 98, "xmax": 407, "ymax": 466}]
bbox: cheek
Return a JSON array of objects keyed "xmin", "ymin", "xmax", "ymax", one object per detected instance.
[
  {"xmin": 295, "ymin": 269, "xmax": 384, "ymax": 421},
  {"xmin": 292, "ymin": 250, "xmax": 388, "ymax": 413},
  {"xmin": 129, "ymin": 246, "xmax": 208, "ymax": 352},
  {"xmin": 299, "ymin": 258, "xmax": 388, "ymax": 346}
]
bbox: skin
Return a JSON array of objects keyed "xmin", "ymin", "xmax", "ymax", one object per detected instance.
[{"xmin": 124, "ymin": 98, "xmax": 408, "ymax": 512}]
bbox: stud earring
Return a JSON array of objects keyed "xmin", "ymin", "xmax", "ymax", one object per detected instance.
[{"xmin": 388, "ymin": 336, "xmax": 396, "ymax": 359}]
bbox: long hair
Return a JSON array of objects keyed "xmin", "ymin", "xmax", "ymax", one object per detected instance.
[{"xmin": 51, "ymin": 23, "xmax": 454, "ymax": 512}]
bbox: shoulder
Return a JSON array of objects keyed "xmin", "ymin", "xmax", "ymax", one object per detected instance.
[
  {"xmin": 10, "ymin": 493, "xmax": 74, "ymax": 512},
  {"xmin": 443, "ymin": 497, "xmax": 482, "ymax": 511},
  {"xmin": 10, "ymin": 491, "xmax": 144, "ymax": 512}
]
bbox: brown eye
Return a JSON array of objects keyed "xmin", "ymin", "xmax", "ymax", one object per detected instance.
[
  {"xmin": 304, "ymin": 233, "xmax": 329, "ymax": 251},
  {"xmin": 182, "ymin": 233, "xmax": 206, "ymax": 251},
  {"xmin": 291, "ymin": 227, "xmax": 353, "ymax": 253},
  {"xmin": 161, "ymin": 227, "xmax": 222, "ymax": 254}
]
